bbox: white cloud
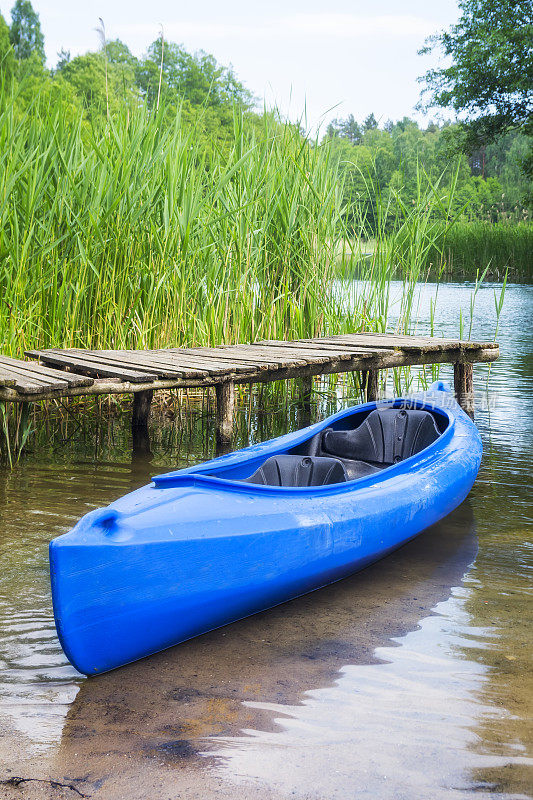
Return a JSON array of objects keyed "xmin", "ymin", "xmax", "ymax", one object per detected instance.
[{"xmin": 122, "ymin": 13, "xmax": 434, "ymax": 46}]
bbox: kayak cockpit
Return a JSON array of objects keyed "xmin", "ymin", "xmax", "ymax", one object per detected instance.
[
  {"xmin": 151, "ymin": 402, "xmax": 452, "ymax": 491},
  {"xmin": 231, "ymin": 406, "xmax": 445, "ymax": 488}
]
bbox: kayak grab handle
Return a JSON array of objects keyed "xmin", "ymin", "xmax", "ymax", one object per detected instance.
[
  {"xmin": 75, "ymin": 507, "xmax": 121, "ymax": 534},
  {"xmin": 152, "ymin": 474, "xmax": 202, "ymax": 488}
]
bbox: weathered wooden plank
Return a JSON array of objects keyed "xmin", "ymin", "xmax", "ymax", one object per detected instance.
[
  {"xmin": 0, "ymin": 375, "xmax": 16, "ymax": 388},
  {"xmin": 146, "ymin": 349, "xmax": 258, "ymax": 374},
  {"xmin": 32, "ymin": 346, "xmax": 253, "ymax": 379},
  {"xmin": 0, "ymin": 364, "xmax": 65, "ymax": 394},
  {"xmin": 324, "ymin": 333, "xmax": 463, "ymax": 346},
  {"xmin": 67, "ymin": 347, "xmax": 259, "ymax": 377},
  {"xmin": 302, "ymin": 335, "xmax": 455, "ymax": 352},
  {"xmin": 90, "ymin": 350, "xmax": 213, "ymax": 379},
  {"xmin": 46, "ymin": 343, "xmax": 376, "ymax": 377},
  {"xmin": 258, "ymin": 339, "xmax": 393, "ymax": 356},
  {"xmin": 165, "ymin": 345, "xmax": 309, "ymax": 369},
  {"xmin": 250, "ymin": 342, "xmax": 390, "ymax": 362},
  {"xmin": 0, "ymin": 360, "xmax": 70, "ymax": 387},
  {"xmin": 27, "ymin": 351, "xmax": 156, "ymax": 383},
  {"xmin": 78, "ymin": 350, "xmax": 188, "ymax": 378},
  {"xmin": 218, "ymin": 348, "xmax": 319, "ymax": 366},
  {"xmin": 249, "ymin": 344, "xmax": 351, "ymax": 361},
  {"xmin": 312, "ymin": 333, "xmax": 498, "ymax": 351},
  {"xmin": 51, "ymin": 348, "xmax": 227, "ymax": 382},
  {"xmin": 165, "ymin": 348, "xmax": 271, "ymax": 371},
  {"xmin": 58, "ymin": 349, "xmax": 182, "ymax": 377},
  {"xmin": 354, "ymin": 332, "xmax": 498, "ymax": 349},
  {"xmin": 203, "ymin": 345, "xmax": 312, "ymax": 367},
  {"xmin": 10, "ymin": 354, "xmax": 93, "ymax": 387},
  {"xmin": 171, "ymin": 344, "xmax": 294, "ymax": 365}
]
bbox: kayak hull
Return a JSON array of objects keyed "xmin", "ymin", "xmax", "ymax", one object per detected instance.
[{"xmin": 50, "ymin": 384, "xmax": 482, "ymax": 675}]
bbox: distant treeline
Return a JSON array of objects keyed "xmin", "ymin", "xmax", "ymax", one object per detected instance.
[{"xmin": 324, "ymin": 114, "xmax": 531, "ymax": 224}]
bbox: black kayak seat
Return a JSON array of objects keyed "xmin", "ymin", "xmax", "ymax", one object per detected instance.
[
  {"xmin": 320, "ymin": 407, "xmax": 441, "ymax": 466},
  {"xmin": 245, "ymin": 455, "xmax": 347, "ymax": 487},
  {"xmin": 332, "ymin": 458, "xmax": 382, "ymax": 481},
  {"xmin": 243, "ymin": 408, "xmax": 441, "ymax": 487}
]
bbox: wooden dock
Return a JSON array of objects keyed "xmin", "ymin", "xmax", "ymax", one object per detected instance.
[{"xmin": 0, "ymin": 333, "xmax": 499, "ymax": 451}]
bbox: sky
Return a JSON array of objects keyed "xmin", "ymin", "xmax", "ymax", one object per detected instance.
[{"xmin": 5, "ymin": 0, "xmax": 460, "ymax": 131}]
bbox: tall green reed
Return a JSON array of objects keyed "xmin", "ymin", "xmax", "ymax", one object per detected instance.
[
  {"xmin": 421, "ymin": 220, "xmax": 533, "ymax": 279},
  {"xmin": 0, "ymin": 91, "xmax": 349, "ymax": 354}
]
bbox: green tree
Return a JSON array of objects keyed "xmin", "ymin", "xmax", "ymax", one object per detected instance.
[
  {"xmin": 136, "ymin": 38, "xmax": 253, "ymax": 109},
  {"xmin": 362, "ymin": 113, "xmax": 378, "ymax": 132},
  {"xmin": 0, "ymin": 11, "xmax": 16, "ymax": 81},
  {"xmin": 419, "ymin": 0, "xmax": 533, "ymax": 144},
  {"xmin": 55, "ymin": 47, "xmax": 70, "ymax": 70},
  {"xmin": 106, "ymin": 39, "xmax": 138, "ymax": 100},
  {"xmin": 57, "ymin": 51, "xmax": 137, "ymax": 116},
  {"xmin": 326, "ymin": 114, "xmax": 362, "ymax": 144},
  {"xmin": 9, "ymin": 0, "xmax": 45, "ymax": 62},
  {"xmin": 106, "ymin": 38, "xmax": 137, "ymax": 68}
]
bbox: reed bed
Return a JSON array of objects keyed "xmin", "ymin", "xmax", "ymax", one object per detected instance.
[
  {"xmin": 0, "ymin": 95, "xmax": 342, "ymax": 354},
  {"xmin": 422, "ymin": 221, "xmax": 533, "ymax": 280},
  {"xmin": 0, "ymin": 84, "xmax": 463, "ymax": 358}
]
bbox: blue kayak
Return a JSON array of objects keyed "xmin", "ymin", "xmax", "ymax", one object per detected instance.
[{"xmin": 50, "ymin": 381, "xmax": 482, "ymax": 675}]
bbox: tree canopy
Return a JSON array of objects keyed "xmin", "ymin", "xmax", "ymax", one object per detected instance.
[
  {"xmin": 419, "ymin": 0, "xmax": 533, "ymax": 145},
  {"xmin": 9, "ymin": 0, "xmax": 44, "ymax": 62},
  {"xmin": 325, "ymin": 113, "xmax": 530, "ymax": 222},
  {"xmin": 135, "ymin": 37, "xmax": 253, "ymax": 109}
]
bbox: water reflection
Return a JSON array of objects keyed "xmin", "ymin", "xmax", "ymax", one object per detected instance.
[{"xmin": 53, "ymin": 506, "xmax": 480, "ymax": 797}]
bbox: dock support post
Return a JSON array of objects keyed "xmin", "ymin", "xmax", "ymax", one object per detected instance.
[
  {"xmin": 215, "ymin": 380, "xmax": 235, "ymax": 454},
  {"xmin": 298, "ymin": 376, "xmax": 313, "ymax": 426},
  {"xmin": 454, "ymin": 362, "xmax": 474, "ymax": 418},
  {"xmin": 360, "ymin": 369, "xmax": 379, "ymax": 402},
  {"xmin": 132, "ymin": 389, "xmax": 153, "ymax": 458}
]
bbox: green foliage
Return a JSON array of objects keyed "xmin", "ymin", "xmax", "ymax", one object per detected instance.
[
  {"xmin": 0, "ymin": 11, "xmax": 16, "ymax": 81},
  {"xmin": 362, "ymin": 113, "xmax": 378, "ymax": 132},
  {"xmin": 418, "ymin": 0, "xmax": 532, "ymax": 208},
  {"xmin": 325, "ymin": 113, "xmax": 529, "ymax": 226},
  {"xmin": 419, "ymin": 0, "xmax": 533, "ymax": 142},
  {"xmin": 9, "ymin": 0, "xmax": 44, "ymax": 62},
  {"xmin": 0, "ymin": 88, "xmax": 350, "ymax": 355},
  {"xmin": 57, "ymin": 51, "xmax": 137, "ymax": 114},
  {"xmin": 0, "ymin": 68, "xmax": 462, "ymax": 364},
  {"xmin": 136, "ymin": 37, "xmax": 253, "ymax": 110},
  {"xmin": 326, "ymin": 113, "xmax": 361, "ymax": 144}
]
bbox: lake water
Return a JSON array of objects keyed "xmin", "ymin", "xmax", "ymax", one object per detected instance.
[{"xmin": 0, "ymin": 281, "xmax": 531, "ymax": 800}]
